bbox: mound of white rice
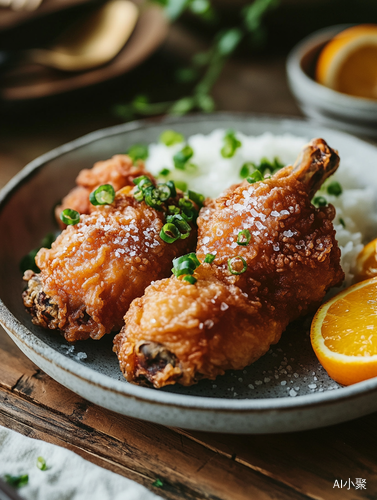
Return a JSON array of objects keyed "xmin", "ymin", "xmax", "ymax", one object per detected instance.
[{"xmin": 146, "ymin": 130, "xmax": 377, "ymax": 288}]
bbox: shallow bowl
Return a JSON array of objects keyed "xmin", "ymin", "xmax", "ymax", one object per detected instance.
[
  {"xmin": 2, "ymin": 113, "xmax": 377, "ymax": 433},
  {"xmin": 287, "ymin": 25, "xmax": 377, "ymax": 138}
]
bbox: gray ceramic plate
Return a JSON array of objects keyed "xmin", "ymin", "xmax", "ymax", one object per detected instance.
[{"xmin": 2, "ymin": 113, "xmax": 377, "ymax": 434}]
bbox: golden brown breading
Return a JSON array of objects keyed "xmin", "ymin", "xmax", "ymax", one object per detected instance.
[
  {"xmin": 23, "ymin": 187, "xmax": 197, "ymax": 342},
  {"xmin": 114, "ymin": 267, "xmax": 283, "ymax": 387},
  {"xmin": 55, "ymin": 155, "xmax": 150, "ymax": 227},
  {"xmin": 114, "ymin": 139, "xmax": 345, "ymax": 387}
]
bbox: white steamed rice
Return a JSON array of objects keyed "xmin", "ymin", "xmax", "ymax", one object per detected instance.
[{"xmin": 145, "ymin": 130, "xmax": 377, "ymax": 288}]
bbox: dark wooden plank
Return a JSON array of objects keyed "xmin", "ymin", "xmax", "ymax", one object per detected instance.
[
  {"xmin": 178, "ymin": 419, "xmax": 377, "ymax": 500},
  {"xmin": 0, "ymin": 385, "xmax": 310, "ymax": 500}
]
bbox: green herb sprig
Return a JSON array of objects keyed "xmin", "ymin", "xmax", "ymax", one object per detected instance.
[
  {"xmin": 115, "ymin": 0, "xmax": 279, "ymax": 120},
  {"xmin": 4, "ymin": 474, "xmax": 29, "ymax": 488}
]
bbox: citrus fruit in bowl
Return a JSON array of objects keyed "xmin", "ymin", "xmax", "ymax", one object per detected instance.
[
  {"xmin": 311, "ymin": 277, "xmax": 377, "ymax": 386},
  {"xmin": 316, "ymin": 24, "xmax": 377, "ymax": 100}
]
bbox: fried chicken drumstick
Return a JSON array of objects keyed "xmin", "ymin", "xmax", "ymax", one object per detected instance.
[
  {"xmin": 23, "ymin": 182, "xmax": 197, "ymax": 342},
  {"xmin": 114, "ymin": 139, "xmax": 345, "ymax": 388}
]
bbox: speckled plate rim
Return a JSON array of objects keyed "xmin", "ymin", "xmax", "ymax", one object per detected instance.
[{"xmin": 2, "ymin": 112, "xmax": 377, "ymax": 414}]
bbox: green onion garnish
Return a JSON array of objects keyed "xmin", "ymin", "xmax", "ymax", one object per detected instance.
[
  {"xmin": 157, "ymin": 184, "xmax": 171, "ymax": 202},
  {"xmin": 89, "ymin": 184, "xmax": 115, "ymax": 206},
  {"xmin": 159, "ymin": 168, "xmax": 170, "ymax": 177},
  {"xmin": 237, "ymin": 229, "xmax": 251, "ymax": 246},
  {"xmin": 227, "ymin": 256, "xmax": 247, "ymax": 275},
  {"xmin": 172, "ymin": 252, "xmax": 200, "ymax": 277},
  {"xmin": 60, "ymin": 208, "xmax": 80, "ymax": 226},
  {"xmin": 174, "ymin": 180, "xmax": 188, "ymax": 192},
  {"xmin": 247, "ymin": 171, "xmax": 263, "ymax": 184},
  {"xmin": 173, "ymin": 145, "xmax": 194, "ymax": 170},
  {"xmin": 127, "ymin": 144, "xmax": 149, "ymax": 162},
  {"xmin": 166, "ymin": 214, "xmax": 191, "ymax": 239},
  {"xmin": 152, "ymin": 478, "xmax": 164, "ymax": 488},
  {"xmin": 166, "ymin": 180, "xmax": 176, "ymax": 198},
  {"xmin": 36, "ymin": 456, "xmax": 47, "ymax": 471},
  {"xmin": 240, "ymin": 162, "xmax": 253, "ymax": 179},
  {"xmin": 144, "ymin": 186, "xmax": 163, "ymax": 211},
  {"xmin": 4, "ymin": 474, "xmax": 29, "ymax": 488},
  {"xmin": 221, "ymin": 129, "xmax": 241, "ymax": 158},
  {"xmin": 327, "ymin": 181, "xmax": 342, "ymax": 197},
  {"xmin": 160, "ymin": 129, "xmax": 184, "ymax": 146},
  {"xmin": 160, "ymin": 223, "xmax": 180, "ymax": 243},
  {"xmin": 339, "ymin": 217, "xmax": 346, "ymax": 228},
  {"xmin": 204, "ymin": 253, "xmax": 215, "ymax": 264},
  {"xmin": 313, "ymin": 196, "xmax": 327, "ymax": 207},
  {"xmin": 187, "ymin": 190, "xmax": 205, "ymax": 208},
  {"xmin": 133, "ymin": 175, "xmax": 152, "ymax": 188},
  {"xmin": 183, "ymin": 275, "xmax": 197, "ymax": 284}
]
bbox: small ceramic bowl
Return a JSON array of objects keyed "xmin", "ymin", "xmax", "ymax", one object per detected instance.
[{"xmin": 287, "ymin": 25, "xmax": 377, "ymax": 138}]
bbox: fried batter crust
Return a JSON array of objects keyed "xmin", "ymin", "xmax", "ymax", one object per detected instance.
[
  {"xmin": 114, "ymin": 267, "xmax": 282, "ymax": 387},
  {"xmin": 115, "ymin": 139, "xmax": 345, "ymax": 387},
  {"xmin": 55, "ymin": 155, "xmax": 150, "ymax": 227},
  {"xmin": 24, "ymin": 189, "xmax": 196, "ymax": 342}
]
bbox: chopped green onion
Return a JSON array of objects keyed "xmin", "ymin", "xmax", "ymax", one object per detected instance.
[
  {"xmin": 173, "ymin": 145, "xmax": 194, "ymax": 170},
  {"xmin": 89, "ymin": 184, "xmax": 115, "ymax": 206},
  {"xmin": 166, "ymin": 214, "xmax": 191, "ymax": 239},
  {"xmin": 160, "ymin": 129, "xmax": 184, "ymax": 146},
  {"xmin": 247, "ymin": 171, "xmax": 263, "ymax": 184},
  {"xmin": 157, "ymin": 184, "xmax": 171, "ymax": 202},
  {"xmin": 240, "ymin": 162, "xmax": 253, "ymax": 179},
  {"xmin": 160, "ymin": 223, "xmax": 180, "ymax": 243},
  {"xmin": 174, "ymin": 180, "xmax": 188, "ymax": 192},
  {"xmin": 327, "ymin": 181, "xmax": 342, "ymax": 197},
  {"xmin": 179, "ymin": 198, "xmax": 197, "ymax": 221},
  {"xmin": 166, "ymin": 180, "xmax": 177, "ymax": 198},
  {"xmin": 60, "ymin": 208, "xmax": 80, "ymax": 226},
  {"xmin": 227, "ymin": 256, "xmax": 247, "ymax": 275},
  {"xmin": 339, "ymin": 217, "xmax": 346, "ymax": 228},
  {"xmin": 133, "ymin": 175, "xmax": 152, "ymax": 189},
  {"xmin": 237, "ymin": 229, "xmax": 251, "ymax": 246},
  {"xmin": 4, "ymin": 474, "xmax": 29, "ymax": 488},
  {"xmin": 256, "ymin": 157, "xmax": 284, "ymax": 177},
  {"xmin": 134, "ymin": 190, "xmax": 144, "ymax": 202},
  {"xmin": 152, "ymin": 478, "xmax": 164, "ymax": 488},
  {"xmin": 183, "ymin": 275, "xmax": 197, "ymax": 284},
  {"xmin": 221, "ymin": 129, "xmax": 241, "ymax": 158},
  {"xmin": 144, "ymin": 186, "xmax": 163, "ymax": 211},
  {"xmin": 187, "ymin": 190, "xmax": 205, "ymax": 208},
  {"xmin": 313, "ymin": 196, "xmax": 327, "ymax": 207},
  {"xmin": 168, "ymin": 205, "xmax": 181, "ymax": 215},
  {"xmin": 204, "ymin": 253, "xmax": 215, "ymax": 264},
  {"xmin": 172, "ymin": 252, "xmax": 200, "ymax": 277},
  {"xmin": 158, "ymin": 168, "xmax": 170, "ymax": 177},
  {"xmin": 36, "ymin": 456, "xmax": 47, "ymax": 471},
  {"xmin": 127, "ymin": 144, "xmax": 149, "ymax": 162}
]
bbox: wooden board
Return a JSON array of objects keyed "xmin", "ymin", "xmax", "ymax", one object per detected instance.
[{"xmin": 0, "ymin": 326, "xmax": 376, "ymax": 500}]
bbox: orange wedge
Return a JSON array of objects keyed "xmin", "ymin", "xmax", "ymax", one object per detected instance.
[
  {"xmin": 355, "ymin": 238, "xmax": 377, "ymax": 283},
  {"xmin": 311, "ymin": 276, "xmax": 377, "ymax": 385},
  {"xmin": 316, "ymin": 24, "xmax": 377, "ymax": 100}
]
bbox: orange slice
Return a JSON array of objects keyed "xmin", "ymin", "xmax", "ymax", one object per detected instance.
[
  {"xmin": 316, "ymin": 24, "xmax": 377, "ymax": 100},
  {"xmin": 311, "ymin": 277, "xmax": 377, "ymax": 385},
  {"xmin": 355, "ymin": 238, "xmax": 377, "ymax": 283}
]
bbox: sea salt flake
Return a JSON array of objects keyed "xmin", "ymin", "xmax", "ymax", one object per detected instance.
[{"xmin": 289, "ymin": 389, "xmax": 297, "ymax": 397}]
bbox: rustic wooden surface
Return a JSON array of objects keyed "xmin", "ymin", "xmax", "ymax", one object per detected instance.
[{"xmin": 0, "ymin": 20, "xmax": 376, "ymax": 500}]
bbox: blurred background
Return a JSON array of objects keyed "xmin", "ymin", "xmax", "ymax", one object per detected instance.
[{"xmin": 1, "ymin": 0, "xmax": 377, "ymax": 187}]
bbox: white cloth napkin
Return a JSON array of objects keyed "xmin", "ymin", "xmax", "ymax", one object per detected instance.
[{"xmin": 0, "ymin": 426, "xmax": 162, "ymax": 500}]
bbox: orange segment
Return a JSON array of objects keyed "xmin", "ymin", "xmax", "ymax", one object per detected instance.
[
  {"xmin": 355, "ymin": 238, "xmax": 377, "ymax": 282},
  {"xmin": 311, "ymin": 277, "xmax": 377, "ymax": 385},
  {"xmin": 316, "ymin": 24, "xmax": 377, "ymax": 100}
]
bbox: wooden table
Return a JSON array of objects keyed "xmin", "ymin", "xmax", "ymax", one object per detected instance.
[{"xmin": 1, "ymin": 23, "xmax": 376, "ymax": 500}]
